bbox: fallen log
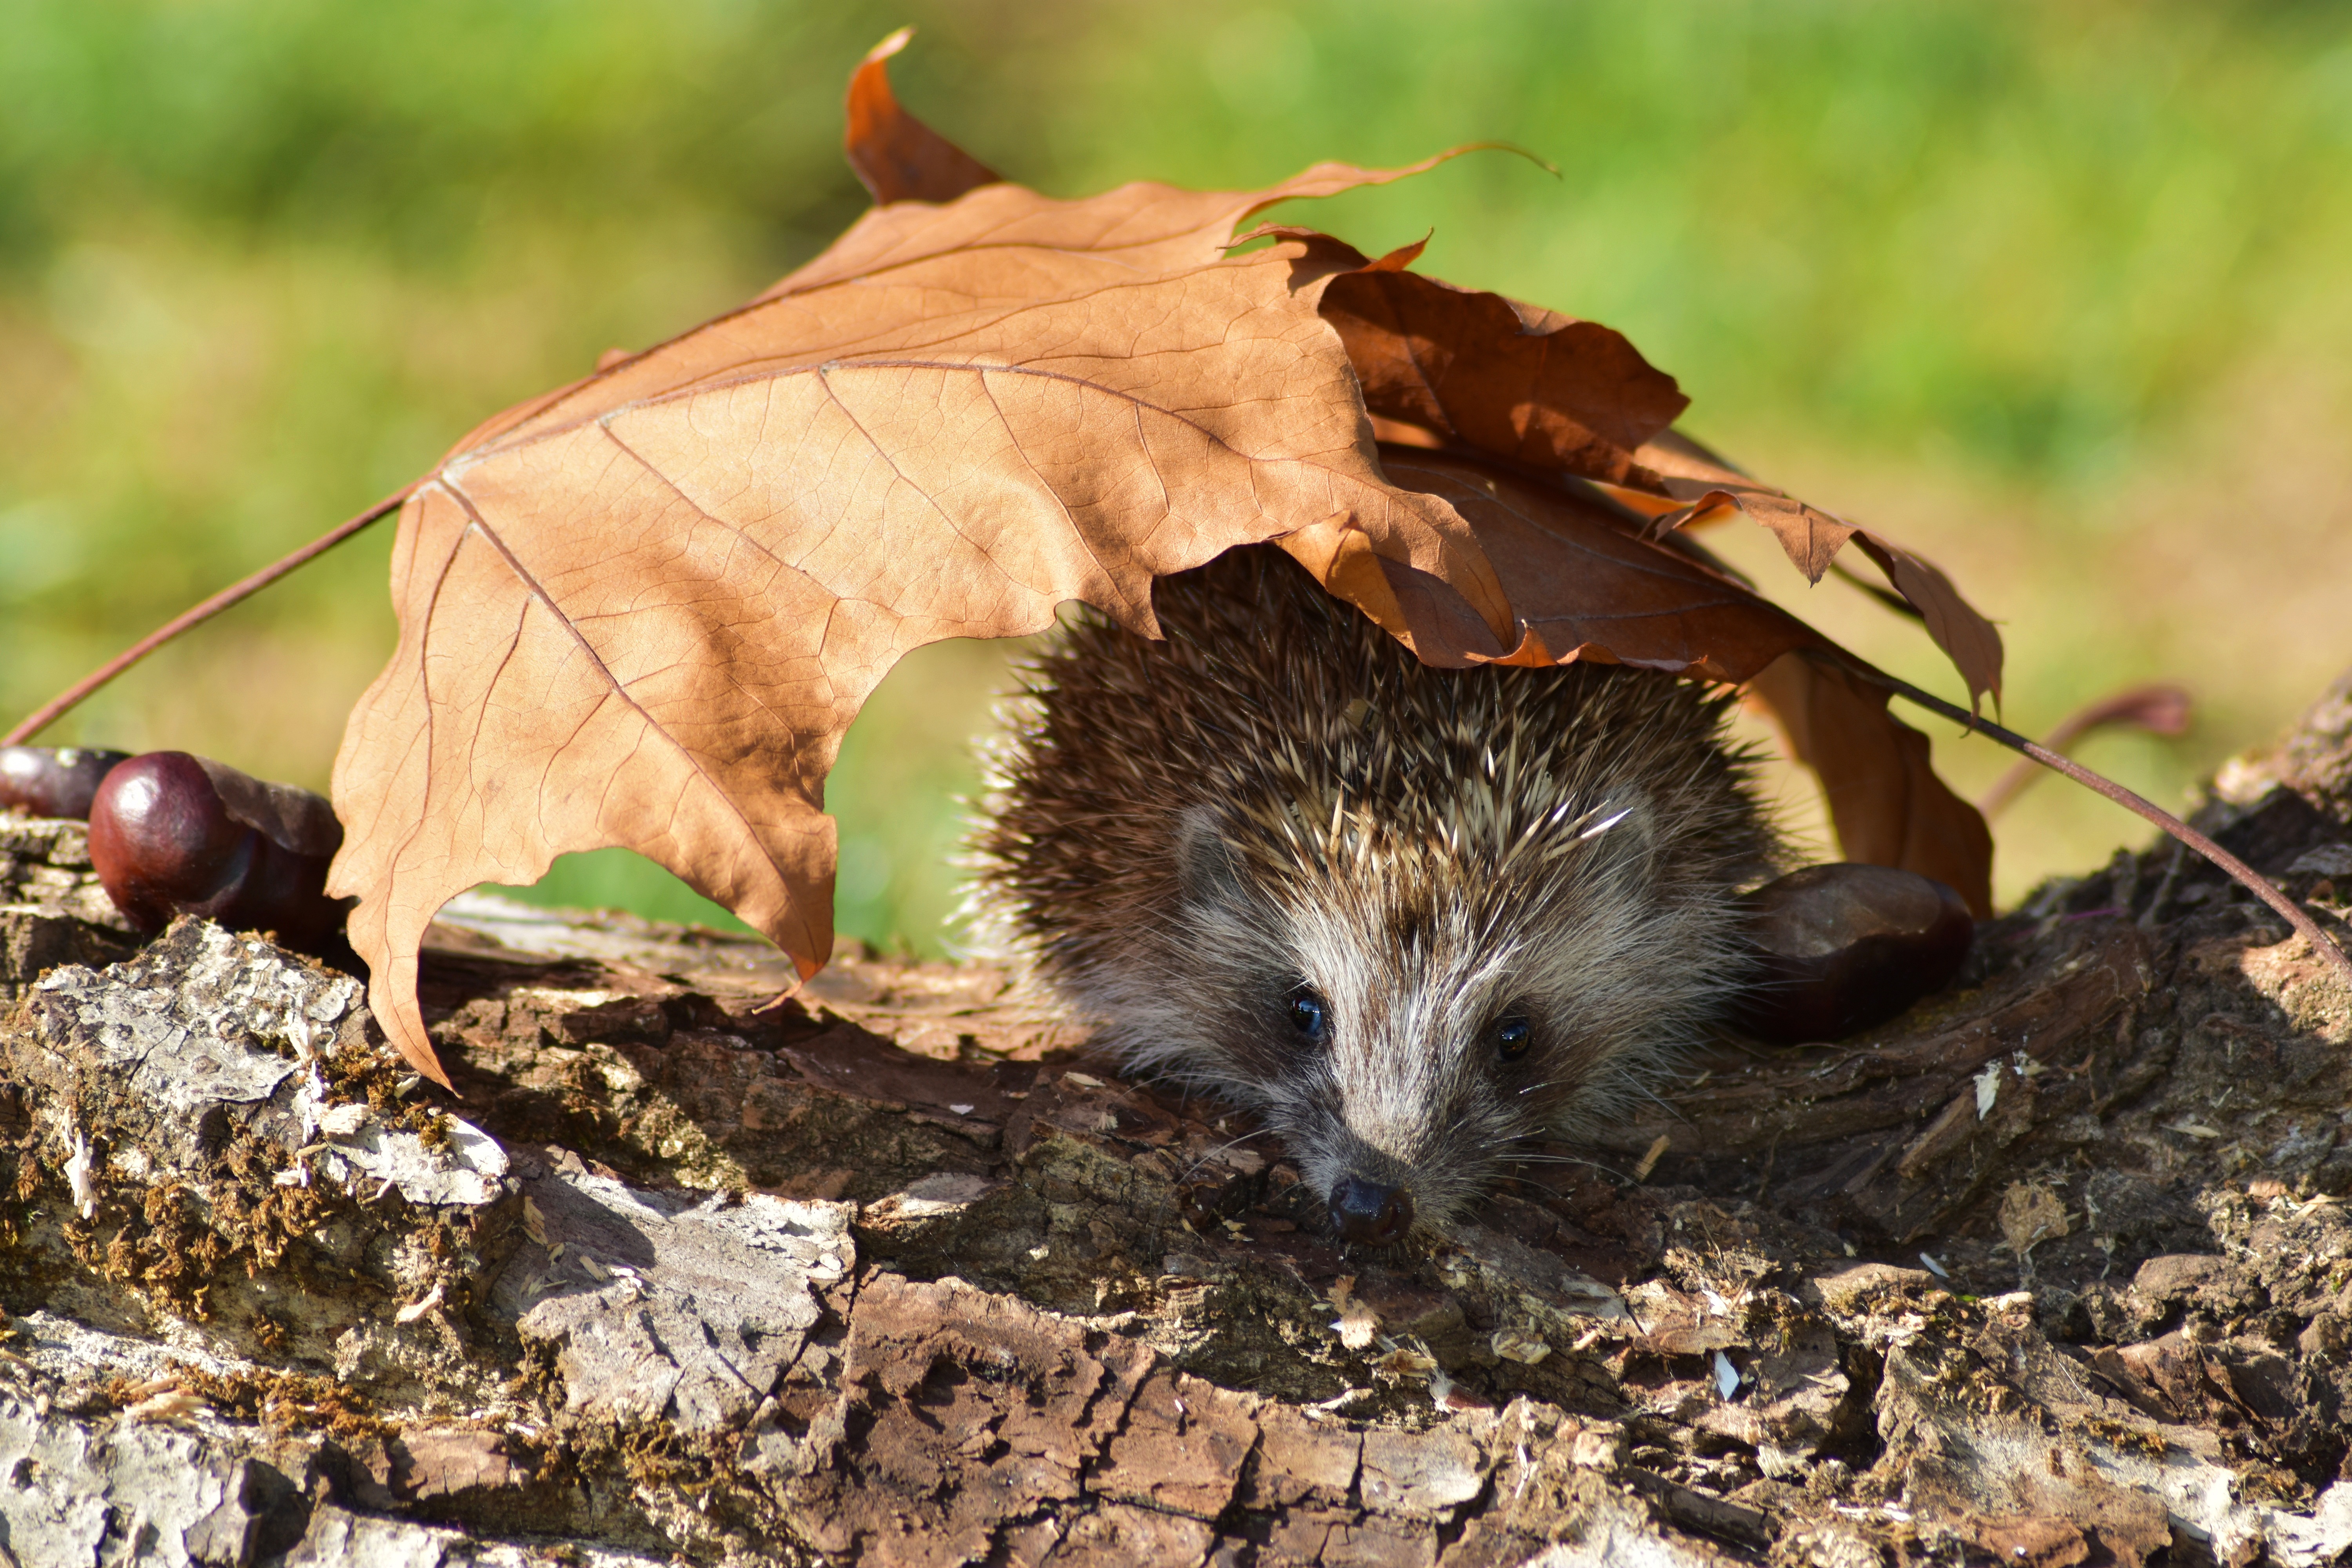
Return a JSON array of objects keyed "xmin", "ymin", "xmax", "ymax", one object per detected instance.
[{"xmin": 3, "ymin": 671, "xmax": 2351, "ymax": 1566}]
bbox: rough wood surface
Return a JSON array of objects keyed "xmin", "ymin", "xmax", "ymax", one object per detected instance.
[{"xmin": 3, "ymin": 675, "xmax": 2352, "ymax": 1566}]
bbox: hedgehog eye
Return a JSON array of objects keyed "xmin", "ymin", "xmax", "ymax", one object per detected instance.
[
  {"xmin": 1287, "ymin": 989, "xmax": 1329, "ymax": 1044},
  {"xmin": 1493, "ymin": 1015, "xmax": 1532, "ymax": 1063}
]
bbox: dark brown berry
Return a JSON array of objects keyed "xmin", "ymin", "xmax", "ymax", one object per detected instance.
[
  {"xmin": 0, "ymin": 746, "xmax": 132, "ymax": 820},
  {"xmin": 87, "ymin": 752, "xmax": 353, "ymax": 955},
  {"xmin": 1732, "ymin": 863, "xmax": 1974, "ymax": 1044}
]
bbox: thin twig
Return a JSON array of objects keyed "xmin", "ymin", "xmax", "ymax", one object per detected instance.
[
  {"xmin": 4, "ymin": 485, "xmax": 414, "ymax": 746},
  {"xmin": 1979, "ymin": 683, "xmax": 2192, "ymax": 819},
  {"xmin": 1820, "ymin": 651, "xmax": 2352, "ymax": 989}
]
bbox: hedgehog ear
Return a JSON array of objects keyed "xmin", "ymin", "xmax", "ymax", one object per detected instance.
[{"xmin": 1175, "ymin": 806, "xmax": 1247, "ymax": 909}]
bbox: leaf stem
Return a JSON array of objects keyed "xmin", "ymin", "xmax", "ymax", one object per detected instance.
[
  {"xmin": 3, "ymin": 486, "xmax": 414, "ymax": 747},
  {"xmin": 1826, "ymin": 653, "xmax": 2352, "ymax": 989},
  {"xmin": 1977, "ymin": 683, "xmax": 2192, "ymax": 820}
]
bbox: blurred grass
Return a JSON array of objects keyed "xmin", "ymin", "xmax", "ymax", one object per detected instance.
[{"xmin": 4, "ymin": 0, "xmax": 2348, "ymax": 948}]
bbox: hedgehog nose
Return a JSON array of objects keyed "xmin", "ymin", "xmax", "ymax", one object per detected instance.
[{"xmin": 1329, "ymin": 1176, "xmax": 1414, "ymax": 1245}]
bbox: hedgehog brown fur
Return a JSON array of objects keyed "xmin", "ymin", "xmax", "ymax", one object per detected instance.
[{"xmin": 970, "ymin": 543, "xmax": 1778, "ymax": 1240}]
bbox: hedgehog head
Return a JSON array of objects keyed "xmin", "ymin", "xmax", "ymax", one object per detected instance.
[{"xmin": 1116, "ymin": 762, "xmax": 1744, "ymax": 1243}]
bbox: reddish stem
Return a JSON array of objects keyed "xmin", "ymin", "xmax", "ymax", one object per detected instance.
[
  {"xmin": 1978, "ymin": 683, "xmax": 2192, "ymax": 819},
  {"xmin": 4, "ymin": 486, "xmax": 413, "ymax": 747},
  {"xmin": 1830, "ymin": 654, "xmax": 2352, "ymax": 989}
]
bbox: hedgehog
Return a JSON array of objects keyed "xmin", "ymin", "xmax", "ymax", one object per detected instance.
[{"xmin": 969, "ymin": 543, "xmax": 1779, "ymax": 1245}]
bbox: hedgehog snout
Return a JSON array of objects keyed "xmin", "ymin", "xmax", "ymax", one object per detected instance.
[
  {"xmin": 1329, "ymin": 1174, "xmax": 1414, "ymax": 1245},
  {"xmin": 1272, "ymin": 1067, "xmax": 1506, "ymax": 1245}
]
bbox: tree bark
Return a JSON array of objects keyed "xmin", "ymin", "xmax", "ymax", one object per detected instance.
[{"xmin": 3, "ymin": 673, "xmax": 2351, "ymax": 1566}]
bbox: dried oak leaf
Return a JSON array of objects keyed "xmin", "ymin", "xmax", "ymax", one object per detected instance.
[{"xmin": 331, "ymin": 42, "xmax": 1994, "ymax": 1085}]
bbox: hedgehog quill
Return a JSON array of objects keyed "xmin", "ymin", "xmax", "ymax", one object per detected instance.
[{"xmin": 973, "ymin": 544, "xmax": 1780, "ymax": 1245}]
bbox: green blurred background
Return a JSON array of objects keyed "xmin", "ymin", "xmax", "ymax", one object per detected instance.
[{"xmin": 5, "ymin": 0, "xmax": 2350, "ymax": 951}]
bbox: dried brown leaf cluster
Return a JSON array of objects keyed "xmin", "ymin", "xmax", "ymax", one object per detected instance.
[{"xmin": 329, "ymin": 34, "xmax": 1998, "ymax": 1085}]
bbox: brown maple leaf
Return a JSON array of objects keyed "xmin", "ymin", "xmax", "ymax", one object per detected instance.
[
  {"xmin": 330, "ymin": 201, "xmax": 1503, "ymax": 1082},
  {"xmin": 843, "ymin": 28, "xmax": 1002, "ymax": 205},
  {"xmin": 329, "ymin": 38, "xmax": 2000, "ymax": 1085},
  {"xmin": 1310, "ymin": 234, "xmax": 1688, "ymax": 486},
  {"xmin": 1335, "ymin": 450, "xmax": 1991, "ymax": 910},
  {"xmin": 1745, "ymin": 652, "xmax": 1994, "ymax": 906},
  {"xmin": 1286, "ymin": 227, "xmax": 2003, "ymax": 715},
  {"xmin": 1625, "ymin": 435, "xmax": 2005, "ymax": 715}
]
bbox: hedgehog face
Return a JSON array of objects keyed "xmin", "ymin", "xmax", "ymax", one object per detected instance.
[{"xmin": 1146, "ymin": 792, "xmax": 1735, "ymax": 1245}]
